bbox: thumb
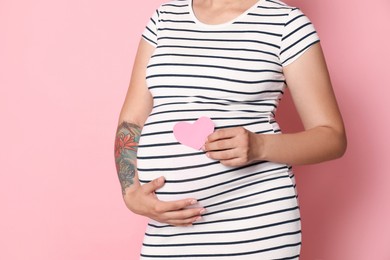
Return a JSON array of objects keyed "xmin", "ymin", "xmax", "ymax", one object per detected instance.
[{"xmin": 142, "ymin": 176, "xmax": 165, "ymax": 194}]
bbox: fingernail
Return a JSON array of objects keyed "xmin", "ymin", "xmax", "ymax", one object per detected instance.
[
  {"xmin": 199, "ymin": 209, "xmax": 206, "ymax": 214},
  {"xmin": 201, "ymin": 145, "xmax": 205, "ymax": 151},
  {"xmin": 195, "ymin": 216, "xmax": 202, "ymax": 222},
  {"xmin": 190, "ymin": 199, "xmax": 198, "ymax": 205},
  {"xmin": 157, "ymin": 176, "xmax": 164, "ymax": 184}
]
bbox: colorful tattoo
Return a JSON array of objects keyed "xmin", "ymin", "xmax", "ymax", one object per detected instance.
[{"xmin": 114, "ymin": 121, "xmax": 141, "ymax": 195}]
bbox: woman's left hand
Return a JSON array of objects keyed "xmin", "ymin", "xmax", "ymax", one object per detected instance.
[{"xmin": 203, "ymin": 127, "xmax": 262, "ymax": 167}]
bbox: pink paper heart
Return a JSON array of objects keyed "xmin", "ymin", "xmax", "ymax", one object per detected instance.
[{"xmin": 173, "ymin": 117, "xmax": 215, "ymax": 150}]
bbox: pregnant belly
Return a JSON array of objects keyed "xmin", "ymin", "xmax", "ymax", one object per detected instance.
[{"xmin": 136, "ymin": 113, "xmax": 288, "ymax": 202}]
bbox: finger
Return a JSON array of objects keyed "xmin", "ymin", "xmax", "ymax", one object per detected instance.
[
  {"xmin": 141, "ymin": 176, "xmax": 165, "ymax": 194},
  {"xmin": 159, "ymin": 208, "xmax": 205, "ymax": 226},
  {"xmin": 207, "ymin": 128, "xmax": 237, "ymax": 143},
  {"xmin": 168, "ymin": 215, "xmax": 202, "ymax": 226},
  {"xmin": 220, "ymin": 158, "xmax": 246, "ymax": 167},
  {"xmin": 207, "ymin": 148, "xmax": 238, "ymax": 161},
  {"xmin": 154, "ymin": 198, "xmax": 200, "ymax": 213},
  {"xmin": 204, "ymin": 138, "xmax": 235, "ymax": 152},
  {"xmin": 161, "ymin": 208, "xmax": 205, "ymax": 221}
]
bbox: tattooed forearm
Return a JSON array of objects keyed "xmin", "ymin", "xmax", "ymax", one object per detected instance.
[{"xmin": 114, "ymin": 121, "xmax": 141, "ymax": 195}]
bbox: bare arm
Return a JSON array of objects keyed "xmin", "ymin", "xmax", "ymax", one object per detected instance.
[
  {"xmin": 204, "ymin": 43, "xmax": 347, "ymax": 166},
  {"xmin": 115, "ymin": 39, "xmax": 204, "ymax": 226},
  {"xmin": 259, "ymin": 43, "xmax": 347, "ymax": 164},
  {"xmin": 115, "ymin": 36, "xmax": 154, "ymax": 195},
  {"xmin": 115, "ymin": 121, "xmax": 142, "ymax": 195}
]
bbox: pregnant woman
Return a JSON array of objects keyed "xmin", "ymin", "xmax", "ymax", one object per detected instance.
[{"xmin": 114, "ymin": 0, "xmax": 347, "ymax": 259}]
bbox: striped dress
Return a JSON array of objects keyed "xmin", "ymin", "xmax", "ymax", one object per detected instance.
[{"xmin": 137, "ymin": 0, "xmax": 320, "ymax": 259}]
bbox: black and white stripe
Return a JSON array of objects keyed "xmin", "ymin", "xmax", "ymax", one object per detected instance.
[{"xmin": 137, "ymin": 0, "xmax": 319, "ymax": 259}]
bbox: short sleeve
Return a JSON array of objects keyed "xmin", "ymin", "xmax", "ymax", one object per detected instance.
[
  {"xmin": 279, "ymin": 8, "xmax": 320, "ymax": 66},
  {"xmin": 141, "ymin": 9, "xmax": 159, "ymax": 47}
]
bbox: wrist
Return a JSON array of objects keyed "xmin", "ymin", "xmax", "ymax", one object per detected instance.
[
  {"xmin": 123, "ymin": 186, "xmax": 140, "ymax": 213},
  {"xmin": 257, "ymin": 132, "xmax": 274, "ymax": 162},
  {"xmin": 251, "ymin": 132, "xmax": 267, "ymax": 162}
]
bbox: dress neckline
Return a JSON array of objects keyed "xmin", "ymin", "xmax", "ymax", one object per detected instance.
[{"xmin": 189, "ymin": 0, "xmax": 264, "ymax": 28}]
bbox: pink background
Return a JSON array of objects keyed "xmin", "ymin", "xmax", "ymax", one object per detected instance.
[{"xmin": 1, "ymin": 0, "xmax": 389, "ymax": 259}]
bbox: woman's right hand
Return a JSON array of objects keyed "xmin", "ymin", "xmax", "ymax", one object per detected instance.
[{"xmin": 123, "ymin": 176, "xmax": 205, "ymax": 227}]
